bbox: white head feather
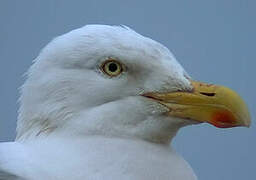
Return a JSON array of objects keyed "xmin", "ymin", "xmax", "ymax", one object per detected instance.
[{"xmin": 17, "ymin": 25, "xmax": 193, "ymax": 143}]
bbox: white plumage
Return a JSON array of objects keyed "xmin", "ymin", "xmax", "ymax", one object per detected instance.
[{"xmin": 2, "ymin": 24, "xmax": 248, "ymax": 180}]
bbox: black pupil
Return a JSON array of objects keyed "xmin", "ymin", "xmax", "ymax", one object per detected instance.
[{"xmin": 108, "ymin": 63, "xmax": 118, "ymax": 72}]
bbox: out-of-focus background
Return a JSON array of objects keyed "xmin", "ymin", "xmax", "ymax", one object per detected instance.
[{"xmin": 0, "ymin": 1, "xmax": 255, "ymax": 179}]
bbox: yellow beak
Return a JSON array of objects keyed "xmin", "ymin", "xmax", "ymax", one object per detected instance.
[{"xmin": 143, "ymin": 81, "xmax": 251, "ymax": 128}]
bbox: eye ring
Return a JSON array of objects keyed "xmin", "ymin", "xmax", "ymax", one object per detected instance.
[{"xmin": 100, "ymin": 59, "xmax": 124, "ymax": 77}]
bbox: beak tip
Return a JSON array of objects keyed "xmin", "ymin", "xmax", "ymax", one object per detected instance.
[
  {"xmin": 239, "ymin": 116, "xmax": 251, "ymax": 128},
  {"xmin": 244, "ymin": 120, "xmax": 251, "ymax": 128}
]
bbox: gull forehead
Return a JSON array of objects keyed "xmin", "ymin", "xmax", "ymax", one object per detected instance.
[{"xmin": 37, "ymin": 25, "xmax": 184, "ymax": 72}]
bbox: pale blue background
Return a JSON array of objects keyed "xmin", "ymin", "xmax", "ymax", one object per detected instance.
[{"xmin": 0, "ymin": 1, "xmax": 255, "ymax": 179}]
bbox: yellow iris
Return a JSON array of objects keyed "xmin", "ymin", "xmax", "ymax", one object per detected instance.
[{"xmin": 101, "ymin": 59, "xmax": 123, "ymax": 77}]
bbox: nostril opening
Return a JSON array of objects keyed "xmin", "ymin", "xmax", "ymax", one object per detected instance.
[{"xmin": 200, "ymin": 92, "xmax": 216, "ymax": 97}]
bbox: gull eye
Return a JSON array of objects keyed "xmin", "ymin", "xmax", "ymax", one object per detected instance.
[{"xmin": 101, "ymin": 59, "xmax": 123, "ymax": 77}]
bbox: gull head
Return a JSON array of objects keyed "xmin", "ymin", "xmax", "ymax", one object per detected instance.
[{"xmin": 16, "ymin": 25, "xmax": 251, "ymax": 143}]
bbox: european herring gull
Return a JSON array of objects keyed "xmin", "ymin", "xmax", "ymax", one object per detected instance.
[{"xmin": 0, "ymin": 25, "xmax": 251, "ymax": 180}]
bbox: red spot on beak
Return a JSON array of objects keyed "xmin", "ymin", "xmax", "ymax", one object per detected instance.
[{"xmin": 210, "ymin": 110, "xmax": 237, "ymax": 128}]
